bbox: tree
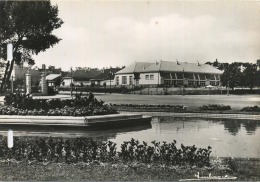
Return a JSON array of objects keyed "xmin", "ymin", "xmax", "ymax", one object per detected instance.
[
  {"xmin": 0, "ymin": 0, "xmax": 63, "ymax": 92},
  {"xmin": 242, "ymin": 64, "xmax": 257, "ymax": 89},
  {"xmin": 220, "ymin": 63, "xmax": 243, "ymax": 90}
]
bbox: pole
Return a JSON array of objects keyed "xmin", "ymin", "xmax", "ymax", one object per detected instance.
[
  {"xmin": 70, "ymin": 67, "xmax": 73, "ymax": 96},
  {"xmin": 182, "ymin": 68, "xmax": 185, "ymax": 96},
  {"xmin": 227, "ymin": 81, "xmax": 230, "ymax": 96},
  {"xmin": 11, "ymin": 76, "xmax": 13, "ymax": 93}
]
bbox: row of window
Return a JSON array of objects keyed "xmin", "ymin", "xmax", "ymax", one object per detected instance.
[
  {"xmin": 120, "ymin": 76, "xmax": 134, "ymax": 85},
  {"xmin": 145, "ymin": 75, "xmax": 154, "ymax": 80},
  {"xmin": 161, "ymin": 73, "xmax": 220, "ymax": 80},
  {"xmin": 164, "ymin": 80, "xmax": 220, "ymax": 86}
]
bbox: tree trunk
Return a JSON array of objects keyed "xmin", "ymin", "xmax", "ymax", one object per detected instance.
[{"xmin": 0, "ymin": 61, "xmax": 10, "ymax": 93}]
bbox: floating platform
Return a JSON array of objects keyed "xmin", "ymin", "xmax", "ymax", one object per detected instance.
[{"xmin": 0, "ymin": 114, "xmax": 152, "ymax": 128}]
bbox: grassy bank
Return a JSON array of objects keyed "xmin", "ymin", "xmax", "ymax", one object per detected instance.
[{"xmin": 0, "ymin": 158, "xmax": 259, "ymax": 181}]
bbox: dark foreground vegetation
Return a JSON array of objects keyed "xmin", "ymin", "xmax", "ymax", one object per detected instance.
[
  {"xmin": 1, "ymin": 136, "xmax": 258, "ymax": 181},
  {"xmin": 0, "ymin": 137, "xmax": 211, "ymax": 167},
  {"xmin": 0, "ymin": 136, "xmax": 259, "ymax": 180}
]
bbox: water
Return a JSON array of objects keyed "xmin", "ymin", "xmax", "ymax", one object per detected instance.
[{"xmin": 0, "ymin": 116, "xmax": 259, "ymax": 158}]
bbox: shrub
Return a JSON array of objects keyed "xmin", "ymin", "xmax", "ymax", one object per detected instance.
[
  {"xmin": 199, "ymin": 104, "xmax": 231, "ymax": 111},
  {"xmin": 2, "ymin": 93, "xmax": 118, "ymax": 116},
  {"xmin": 0, "ymin": 136, "xmax": 211, "ymax": 167},
  {"xmin": 241, "ymin": 105, "xmax": 260, "ymax": 112}
]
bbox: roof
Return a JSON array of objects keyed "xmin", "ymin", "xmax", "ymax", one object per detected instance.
[
  {"xmin": 72, "ymin": 70, "xmax": 102, "ymax": 81},
  {"xmin": 92, "ymin": 68, "xmax": 122, "ymax": 80},
  {"xmin": 116, "ymin": 62, "xmax": 154, "ymax": 74},
  {"xmin": 116, "ymin": 61, "xmax": 223, "ymax": 74},
  {"xmin": 46, "ymin": 74, "xmax": 60, "ymax": 81}
]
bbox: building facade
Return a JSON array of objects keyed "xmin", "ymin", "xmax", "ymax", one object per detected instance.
[{"xmin": 114, "ymin": 61, "xmax": 223, "ymax": 87}]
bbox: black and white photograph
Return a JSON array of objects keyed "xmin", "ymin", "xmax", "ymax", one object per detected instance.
[{"xmin": 0, "ymin": 0, "xmax": 259, "ymax": 181}]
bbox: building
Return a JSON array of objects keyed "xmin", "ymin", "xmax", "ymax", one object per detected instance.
[
  {"xmin": 61, "ymin": 69, "xmax": 102, "ymax": 86},
  {"xmin": 46, "ymin": 74, "xmax": 61, "ymax": 87},
  {"xmin": 90, "ymin": 67, "xmax": 122, "ymax": 87},
  {"xmin": 114, "ymin": 61, "xmax": 223, "ymax": 87}
]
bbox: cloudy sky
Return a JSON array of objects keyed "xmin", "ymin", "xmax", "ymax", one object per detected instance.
[{"xmin": 33, "ymin": 0, "xmax": 260, "ymax": 70}]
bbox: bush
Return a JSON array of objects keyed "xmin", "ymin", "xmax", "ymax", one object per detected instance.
[
  {"xmin": 0, "ymin": 137, "xmax": 211, "ymax": 167},
  {"xmin": 112, "ymin": 104, "xmax": 187, "ymax": 111},
  {"xmin": 241, "ymin": 105, "xmax": 260, "ymax": 112},
  {"xmin": 2, "ymin": 93, "xmax": 118, "ymax": 116},
  {"xmin": 199, "ymin": 104, "xmax": 231, "ymax": 111}
]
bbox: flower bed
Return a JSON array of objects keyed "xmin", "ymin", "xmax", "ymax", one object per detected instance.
[
  {"xmin": 241, "ymin": 105, "xmax": 260, "ymax": 112},
  {"xmin": 1, "ymin": 93, "xmax": 118, "ymax": 116},
  {"xmin": 112, "ymin": 104, "xmax": 187, "ymax": 111},
  {"xmin": 0, "ymin": 137, "xmax": 211, "ymax": 167},
  {"xmin": 199, "ymin": 104, "xmax": 231, "ymax": 111}
]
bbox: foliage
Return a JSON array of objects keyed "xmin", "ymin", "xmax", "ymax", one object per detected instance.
[
  {"xmin": 241, "ymin": 105, "xmax": 260, "ymax": 112},
  {"xmin": 242, "ymin": 64, "xmax": 257, "ymax": 89},
  {"xmin": 220, "ymin": 63, "xmax": 243, "ymax": 89},
  {"xmin": 0, "ymin": 0, "xmax": 63, "ymax": 91},
  {"xmin": 112, "ymin": 104, "xmax": 187, "ymax": 111},
  {"xmin": 199, "ymin": 104, "xmax": 231, "ymax": 111},
  {"xmin": 2, "ymin": 92, "xmax": 118, "ymax": 116},
  {"xmin": 0, "ymin": 137, "xmax": 211, "ymax": 167}
]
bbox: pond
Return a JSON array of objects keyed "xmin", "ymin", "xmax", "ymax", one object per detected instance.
[{"xmin": 0, "ymin": 116, "xmax": 259, "ymax": 158}]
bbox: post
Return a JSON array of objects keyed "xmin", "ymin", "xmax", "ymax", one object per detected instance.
[
  {"xmin": 8, "ymin": 130, "xmax": 13, "ymax": 148},
  {"xmin": 70, "ymin": 67, "xmax": 73, "ymax": 96},
  {"xmin": 227, "ymin": 81, "xmax": 230, "ymax": 96},
  {"xmin": 11, "ymin": 76, "xmax": 14, "ymax": 93},
  {"xmin": 182, "ymin": 68, "xmax": 185, "ymax": 96},
  {"xmin": 26, "ymin": 71, "xmax": 32, "ymax": 94},
  {"xmin": 41, "ymin": 73, "xmax": 47, "ymax": 95}
]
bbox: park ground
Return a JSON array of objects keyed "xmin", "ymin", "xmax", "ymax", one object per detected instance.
[
  {"xmin": 1, "ymin": 93, "xmax": 259, "ymax": 110},
  {"xmin": 0, "ymin": 158, "xmax": 259, "ymax": 181},
  {"xmin": 29, "ymin": 93, "xmax": 259, "ymax": 110}
]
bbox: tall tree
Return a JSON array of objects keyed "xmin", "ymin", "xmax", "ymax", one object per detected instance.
[
  {"xmin": 242, "ymin": 64, "xmax": 257, "ymax": 89},
  {"xmin": 0, "ymin": 0, "xmax": 63, "ymax": 92},
  {"xmin": 220, "ymin": 63, "xmax": 243, "ymax": 90}
]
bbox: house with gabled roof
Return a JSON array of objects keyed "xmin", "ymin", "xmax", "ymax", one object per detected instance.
[
  {"xmin": 114, "ymin": 60, "xmax": 223, "ymax": 87},
  {"xmin": 61, "ymin": 69, "xmax": 102, "ymax": 86}
]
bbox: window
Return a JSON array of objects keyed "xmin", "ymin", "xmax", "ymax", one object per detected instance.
[
  {"xmin": 116, "ymin": 76, "xmax": 119, "ymax": 85},
  {"xmin": 145, "ymin": 75, "xmax": 149, "ymax": 80},
  {"xmin": 210, "ymin": 81, "xmax": 216, "ymax": 86},
  {"xmin": 176, "ymin": 80, "xmax": 183, "ymax": 86},
  {"xmin": 150, "ymin": 75, "xmax": 154, "ymax": 80},
  {"xmin": 200, "ymin": 81, "xmax": 206, "ymax": 86},
  {"xmin": 188, "ymin": 81, "xmax": 194, "ymax": 86},
  {"xmin": 129, "ymin": 76, "xmax": 133, "ymax": 85},
  {"xmin": 135, "ymin": 79, "xmax": 139, "ymax": 85},
  {"xmin": 164, "ymin": 80, "xmax": 171, "ymax": 86},
  {"xmin": 122, "ymin": 76, "xmax": 127, "ymax": 84}
]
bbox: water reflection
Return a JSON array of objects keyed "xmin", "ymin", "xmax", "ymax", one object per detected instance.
[
  {"xmin": 0, "ymin": 123, "xmax": 152, "ymax": 141},
  {"xmin": 214, "ymin": 119, "xmax": 260, "ymax": 135}
]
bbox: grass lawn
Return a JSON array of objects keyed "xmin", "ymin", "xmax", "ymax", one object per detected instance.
[{"xmin": 0, "ymin": 158, "xmax": 259, "ymax": 181}]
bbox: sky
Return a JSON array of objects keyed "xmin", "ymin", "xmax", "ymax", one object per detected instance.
[{"xmin": 33, "ymin": 0, "xmax": 260, "ymax": 71}]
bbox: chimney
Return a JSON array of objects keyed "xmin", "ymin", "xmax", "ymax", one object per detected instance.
[
  {"xmin": 197, "ymin": 61, "xmax": 200, "ymax": 66},
  {"xmin": 42, "ymin": 64, "xmax": 46, "ymax": 70}
]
